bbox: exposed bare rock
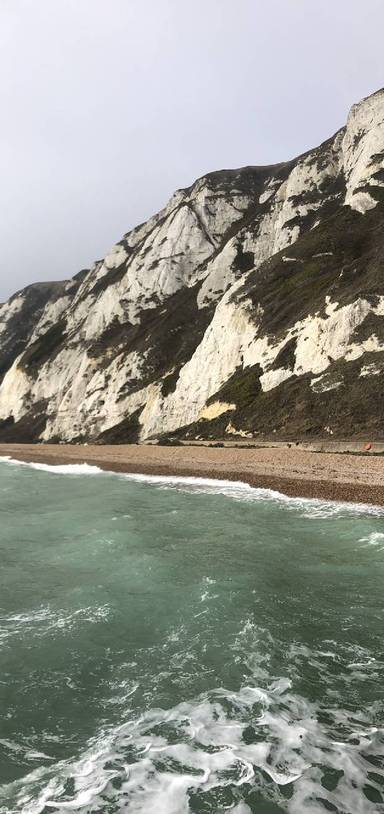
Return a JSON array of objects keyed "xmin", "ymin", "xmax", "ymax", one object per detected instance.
[{"xmin": 0, "ymin": 88, "xmax": 384, "ymax": 442}]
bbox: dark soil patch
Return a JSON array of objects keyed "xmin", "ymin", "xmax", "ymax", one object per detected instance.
[
  {"xmin": 235, "ymin": 203, "xmax": 384, "ymax": 338},
  {"xmin": 161, "ymin": 367, "xmax": 182, "ymax": 397},
  {"xmin": 19, "ymin": 320, "xmax": 67, "ymax": 374},
  {"xmin": 353, "ymin": 311, "xmax": 384, "ymax": 343},
  {"xmin": 207, "ymin": 364, "xmax": 262, "ymax": 410},
  {"xmin": 232, "ymin": 242, "xmax": 255, "ymax": 273},
  {"xmin": 89, "ymin": 262, "xmax": 129, "ymax": 298},
  {"xmin": 161, "ymin": 353, "xmax": 384, "ymax": 442},
  {"xmin": 94, "ymin": 409, "xmax": 142, "ymax": 444},
  {"xmin": 0, "ymin": 400, "xmax": 48, "ymax": 442},
  {"xmin": 88, "ymin": 283, "xmax": 214, "ymax": 394},
  {"xmin": 0, "ymin": 282, "xmax": 67, "ymax": 382},
  {"xmin": 269, "ymin": 337, "xmax": 297, "ymax": 371}
]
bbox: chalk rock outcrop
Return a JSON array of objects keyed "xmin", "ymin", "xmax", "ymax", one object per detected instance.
[{"xmin": 0, "ymin": 88, "xmax": 384, "ymax": 442}]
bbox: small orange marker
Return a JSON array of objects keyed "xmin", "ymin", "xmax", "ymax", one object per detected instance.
[{"xmin": 364, "ymin": 442, "xmax": 372, "ymax": 451}]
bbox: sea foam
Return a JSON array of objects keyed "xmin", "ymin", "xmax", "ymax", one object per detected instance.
[
  {"xmin": 7, "ymin": 677, "xmax": 384, "ymax": 814},
  {"xmin": 1, "ymin": 455, "xmax": 383, "ymax": 516}
]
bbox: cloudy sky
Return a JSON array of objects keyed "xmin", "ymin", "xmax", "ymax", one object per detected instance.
[{"xmin": 0, "ymin": 0, "xmax": 383, "ymax": 300}]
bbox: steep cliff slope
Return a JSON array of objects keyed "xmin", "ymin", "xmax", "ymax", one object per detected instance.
[{"xmin": 0, "ymin": 88, "xmax": 384, "ymax": 443}]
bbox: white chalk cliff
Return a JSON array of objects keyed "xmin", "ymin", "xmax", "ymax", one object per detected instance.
[{"xmin": 0, "ymin": 88, "xmax": 384, "ymax": 443}]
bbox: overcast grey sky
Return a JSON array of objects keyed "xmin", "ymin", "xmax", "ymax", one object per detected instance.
[{"xmin": 0, "ymin": 0, "xmax": 383, "ymax": 300}]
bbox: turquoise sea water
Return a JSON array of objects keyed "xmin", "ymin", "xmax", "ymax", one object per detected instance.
[{"xmin": 0, "ymin": 458, "xmax": 384, "ymax": 813}]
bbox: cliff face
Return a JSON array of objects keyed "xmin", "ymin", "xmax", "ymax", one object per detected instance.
[{"xmin": 1, "ymin": 88, "xmax": 384, "ymax": 443}]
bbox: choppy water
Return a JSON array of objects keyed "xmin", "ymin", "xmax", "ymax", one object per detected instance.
[{"xmin": 0, "ymin": 458, "xmax": 384, "ymax": 814}]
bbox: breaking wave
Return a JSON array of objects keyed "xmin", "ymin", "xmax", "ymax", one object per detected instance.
[
  {"xmin": 1, "ymin": 455, "xmax": 383, "ymax": 516},
  {"xmin": 1, "ymin": 454, "xmax": 383, "ymax": 812},
  {"xmin": 0, "ymin": 456, "xmax": 103, "ymax": 476},
  {"xmin": 4, "ymin": 669, "xmax": 384, "ymax": 813}
]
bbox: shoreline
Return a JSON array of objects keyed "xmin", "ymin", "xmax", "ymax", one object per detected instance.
[{"xmin": 1, "ymin": 443, "xmax": 384, "ymax": 506}]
